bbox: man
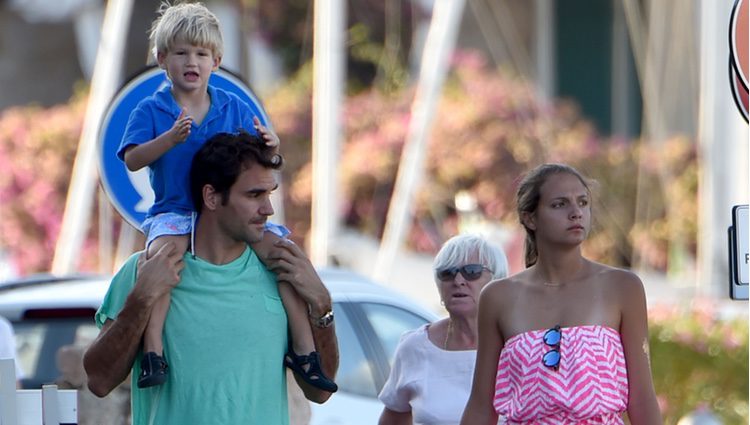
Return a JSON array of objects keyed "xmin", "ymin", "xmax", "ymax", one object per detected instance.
[{"xmin": 83, "ymin": 131, "xmax": 339, "ymax": 424}]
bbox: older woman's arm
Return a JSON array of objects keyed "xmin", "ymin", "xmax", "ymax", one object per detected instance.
[
  {"xmin": 378, "ymin": 407, "xmax": 412, "ymax": 425},
  {"xmin": 618, "ymin": 272, "xmax": 662, "ymax": 425},
  {"xmin": 460, "ymin": 283, "xmax": 503, "ymax": 425}
]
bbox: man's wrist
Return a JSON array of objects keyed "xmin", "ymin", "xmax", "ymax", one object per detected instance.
[{"xmin": 310, "ymin": 308, "xmax": 334, "ymax": 329}]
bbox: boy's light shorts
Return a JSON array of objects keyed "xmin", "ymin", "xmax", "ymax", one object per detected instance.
[{"xmin": 142, "ymin": 212, "xmax": 290, "ymax": 248}]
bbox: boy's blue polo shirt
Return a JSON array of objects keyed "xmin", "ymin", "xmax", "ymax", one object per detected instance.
[{"xmin": 118, "ymin": 84, "xmax": 256, "ymax": 217}]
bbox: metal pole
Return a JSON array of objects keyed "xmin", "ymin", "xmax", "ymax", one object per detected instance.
[
  {"xmin": 311, "ymin": 0, "xmax": 346, "ymax": 266},
  {"xmin": 52, "ymin": 0, "xmax": 133, "ymax": 274},
  {"xmin": 373, "ymin": 0, "xmax": 466, "ymax": 283}
]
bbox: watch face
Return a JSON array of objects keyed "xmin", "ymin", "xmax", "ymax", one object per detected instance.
[{"xmin": 317, "ymin": 311, "xmax": 334, "ymax": 328}]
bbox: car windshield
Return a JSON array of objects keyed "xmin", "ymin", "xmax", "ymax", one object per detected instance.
[{"xmin": 13, "ymin": 317, "xmax": 98, "ymax": 389}]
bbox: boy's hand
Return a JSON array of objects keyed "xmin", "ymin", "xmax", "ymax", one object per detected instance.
[
  {"xmin": 253, "ymin": 116, "xmax": 280, "ymax": 148},
  {"xmin": 169, "ymin": 109, "xmax": 192, "ymax": 144}
]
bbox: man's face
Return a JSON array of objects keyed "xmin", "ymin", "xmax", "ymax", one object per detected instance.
[{"xmin": 215, "ymin": 162, "xmax": 278, "ymax": 244}]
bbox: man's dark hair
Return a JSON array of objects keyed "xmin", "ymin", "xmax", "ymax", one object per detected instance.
[{"xmin": 190, "ymin": 130, "xmax": 283, "ymax": 211}]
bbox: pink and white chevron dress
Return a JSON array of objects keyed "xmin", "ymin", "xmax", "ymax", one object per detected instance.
[{"xmin": 494, "ymin": 325, "xmax": 628, "ymax": 424}]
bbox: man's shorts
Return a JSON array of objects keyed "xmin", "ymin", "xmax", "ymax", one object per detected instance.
[{"xmin": 142, "ymin": 212, "xmax": 290, "ymax": 248}]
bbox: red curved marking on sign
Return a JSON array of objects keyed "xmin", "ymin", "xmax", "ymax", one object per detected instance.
[
  {"xmin": 731, "ymin": 0, "xmax": 748, "ymax": 89},
  {"xmin": 731, "ymin": 64, "xmax": 749, "ymax": 122}
]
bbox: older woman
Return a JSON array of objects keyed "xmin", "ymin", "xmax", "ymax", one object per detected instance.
[{"xmin": 378, "ymin": 234, "xmax": 509, "ymax": 425}]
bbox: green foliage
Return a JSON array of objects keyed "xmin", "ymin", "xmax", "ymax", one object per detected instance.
[{"xmin": 649, "ymin": 302, "xmax": 749, "ymax": 424}]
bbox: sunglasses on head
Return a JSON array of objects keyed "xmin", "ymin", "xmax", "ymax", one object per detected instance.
[
  {"xmin": 542, "ymin": 325, "xmax": 561, "ymax": 371},
  {"xmin": 436, "ymin": 264, "xmax": 491, "ymax": 281}
]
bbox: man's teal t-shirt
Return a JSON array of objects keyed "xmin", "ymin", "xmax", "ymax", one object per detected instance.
[{"xmin": 95, "ymin": 247, "xmax": 289, "ymax": 425}]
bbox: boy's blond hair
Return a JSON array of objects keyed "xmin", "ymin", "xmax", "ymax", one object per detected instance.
[{"xmin": 149, "ymin": 1, "xmax": 223, "ymax": 61}]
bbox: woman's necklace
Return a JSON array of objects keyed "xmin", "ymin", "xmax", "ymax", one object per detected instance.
[{"xmin": 444, "ymin": 320, "xmax": 453, "ymax": 350}]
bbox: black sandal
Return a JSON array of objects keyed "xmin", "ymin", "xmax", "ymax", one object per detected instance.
[
  {"xmin": 284, "ymin": 347, "xmax": 338, "ymax": 393},
  {"xmin": 138, "ymin": 352, "xmax": 168, "ymax": 388}
]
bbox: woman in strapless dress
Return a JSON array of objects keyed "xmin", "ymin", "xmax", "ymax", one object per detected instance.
[{"xmin": 460, "ymin": 163, "xmax": 662, "ymax": 425}]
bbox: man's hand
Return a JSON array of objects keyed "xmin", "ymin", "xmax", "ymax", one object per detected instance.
[
  {"xmin": 135, "ymin": 242, "xmax": 184, "ymax": 303},
  {"xmin": 265, "ymin": 239, "xmax": 331, "ymax": 318}
]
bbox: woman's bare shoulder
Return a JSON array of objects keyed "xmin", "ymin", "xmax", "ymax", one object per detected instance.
[
  {"xmin": 482, "ymin": 270, "xmax": 529, "ymax": 299},
  {"xmin": 591, "ymin": 262, "xmax": 645, "ymax": 295}
]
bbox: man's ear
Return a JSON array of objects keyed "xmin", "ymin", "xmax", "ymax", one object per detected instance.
[
  {"xmin": 202, "ymin": 184, "xmax": 219, "ymax": 211},
  {"xmin": 520, "ymin": 211, "xmax": 536, "ymax": 231}
]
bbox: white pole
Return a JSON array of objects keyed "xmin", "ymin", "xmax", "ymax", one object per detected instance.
[
  {"xmin": 310, "ymin": 0, "xmax": 346, "ymax": 267},
  {"xmin": 52, "ymin": 0, "xmax": 133, "ymax": 274},
  {"xmin": 373, "ymin": 0, "xmax": 466, "ymax": 283},
  {"xmin": 0, "ymin": 359, "xmax": 17, "ymax": 425}
]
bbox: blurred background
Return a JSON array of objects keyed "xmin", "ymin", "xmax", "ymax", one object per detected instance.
[{"xmin": 0, "ymin": 0, "xmax": 747, "ymax": 423}]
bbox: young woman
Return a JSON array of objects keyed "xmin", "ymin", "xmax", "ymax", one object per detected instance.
[{"xmin": 460, "ymin": 164, "xmax": 662, "ymax": 425}]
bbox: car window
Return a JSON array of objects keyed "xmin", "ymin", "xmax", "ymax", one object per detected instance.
[
  {"xmin": 13, "ymin": 318, "xmax": 96, "ymax": 388},
  {"xmin": 359, "ymin": 303, "xmax": 430, "ymax": 367},
  {"xmin": 332, "ymin": 303, "xmax": 378, "ymax": 397}
]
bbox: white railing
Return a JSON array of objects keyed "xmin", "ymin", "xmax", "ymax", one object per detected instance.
[{"xmin": 0, "ymin": 359, "xmax": 77, "ymax": 425}]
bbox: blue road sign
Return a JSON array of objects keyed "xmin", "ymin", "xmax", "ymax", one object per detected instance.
[{"xmin": 98, "ymin": 66, "xmax": 271, "ymax": 229}]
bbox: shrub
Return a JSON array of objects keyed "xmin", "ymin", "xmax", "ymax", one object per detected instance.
[{"xmin": 649, "ymin": 301, "xmax": 749, "ymax": 424}]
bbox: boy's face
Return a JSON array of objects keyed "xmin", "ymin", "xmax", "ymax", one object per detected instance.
[{"xmin": 157, "ymin": 41, "xmax": 221, "ymax": 93}]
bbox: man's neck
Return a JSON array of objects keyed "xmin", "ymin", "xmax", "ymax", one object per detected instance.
[{"xmin": 192, "ymin": 221, "xmax": 247, "ymax": 265}]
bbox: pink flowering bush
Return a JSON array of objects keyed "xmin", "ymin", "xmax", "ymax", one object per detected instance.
[
  {"xmin": 649, "ymin": 301, "xmax": 748, "ymax": 424},
  {"xmin": 0, "ymin": 50, "xmax": 699, "ymax": 276},
  {"xmin": 0, "ymin": 90, "xmax": 100, "ymax": 274},
  {"xmin": 269, "ymin": 51, "xmax": 698, "ymax": 270}
]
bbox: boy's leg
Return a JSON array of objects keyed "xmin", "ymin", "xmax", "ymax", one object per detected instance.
[
  {"xmin": 138, "ymin": 234, "xmax": 188, "ymax": 388},
  {"xmin": 278, "ymin": 282, "xmax": 316, "ymax": 355},
  {"xmin": 251, "ymin": 232, "xmax": 315, "ymax": 355},
  {"xmin": 252, "ymin": 231, "xmax": 337, "ymax": 392},
  {"xmin": 143, "ymin": 234, "xmax": 189, "ymax": 356}
]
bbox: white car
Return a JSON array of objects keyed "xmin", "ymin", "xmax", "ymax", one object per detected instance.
[{"xmin": 0, "ymin": 268, "xmax": 438, "ymax": 424}]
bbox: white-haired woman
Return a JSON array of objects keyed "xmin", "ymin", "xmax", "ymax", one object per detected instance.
[{"xmin": 378, "ymin": 234, "xmax": 509, "ymax": 425}]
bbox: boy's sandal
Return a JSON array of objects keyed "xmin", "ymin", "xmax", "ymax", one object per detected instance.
[
  {"xmin": 284, "ymin": 348, "xmax": 338, "ymax": 393},
  {"xmin": 137, "ymin": 351, "xmax": 169, "ymax": 389}
]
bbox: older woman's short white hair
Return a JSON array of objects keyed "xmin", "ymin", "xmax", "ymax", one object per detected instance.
[{"xmin": 432, "ymin": 234, "xmax": 509, "ymax": 281}]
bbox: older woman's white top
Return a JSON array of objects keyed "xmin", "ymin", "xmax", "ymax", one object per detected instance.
[{"xmin": 378, "ymin": 323, "xmax": 475, "ymax": 425}]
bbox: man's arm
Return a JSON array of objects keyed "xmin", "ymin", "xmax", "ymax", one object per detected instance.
[
  {"xmin": 83, "ymin": 243, "xmax": 183, "ymax": 397},
  {"xmin": 266, "ymin": 239, "xmax": 339, "ymax": 404}
]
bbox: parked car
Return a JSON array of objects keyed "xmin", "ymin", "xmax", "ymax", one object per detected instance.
[{"xmin": 0, "ymin": 268, "xmax": 439, "ymax": 425}]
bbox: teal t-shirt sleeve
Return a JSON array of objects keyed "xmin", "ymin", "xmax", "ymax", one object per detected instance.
[{"xmin": 94, "ymin": 252, "xmax": 141, "ymax": 328}]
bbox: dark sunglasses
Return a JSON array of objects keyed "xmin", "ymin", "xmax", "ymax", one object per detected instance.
[
  {"xmin": 436, "ymin": 264, "xmax": 491, "ymax": 281},
  {"xmin": 542, "ymin": 325, "xmax": 562, "ymax": 371}
]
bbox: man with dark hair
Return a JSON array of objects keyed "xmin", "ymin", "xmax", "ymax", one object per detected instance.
[{"xmin": 84, "ymin": 131, "xmax": 339, "ymax": 425}]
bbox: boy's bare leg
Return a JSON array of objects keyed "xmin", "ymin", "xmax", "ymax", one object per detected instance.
[
  {"xmin": 143, "ymin": 234, "xmax": 189, "ymax": 356},
  {"xmin": 251, "ymin": 232, "xmax": 315, "ymax": 356},
  {"xmin": 278, "ymin": 282, "xmax": 316, "ymax": 355}
]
